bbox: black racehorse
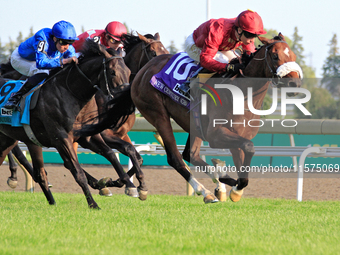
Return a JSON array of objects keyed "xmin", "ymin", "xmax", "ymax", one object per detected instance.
[
  {"xmin": 3, "ymin": 33, "xmax": 169, "ymax": 200},
  {"xmin": 0, "ymin": 40, "xmax": 131, "ymax": 209}
]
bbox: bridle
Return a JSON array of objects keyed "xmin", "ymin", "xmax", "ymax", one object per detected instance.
[
  {"xmin": 252, "ymin": 40, "xmax": 289, "ymax": 86},
  {"xmin": 102, "ymin": 56, "xmax": 129, "ymax": 98},
  {"xmin": 137, "ymin": 40, "xmax": 161, "ymax": 71},
  {"xmin": 66, "ymin": 55, "xmax": 126, "ymax": 101}
]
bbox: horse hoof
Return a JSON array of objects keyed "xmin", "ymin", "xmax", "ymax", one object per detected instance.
[
  {"xmin": 203, "ymin": 194, "xmax": 219, "ymax": 204},
  {"xmin": 98, "ymin": 177, "xmax": 111, "ymax": 189},
  {"xmin": 99, "ymin": 188, "xmax": 112, "ymax": 197},
  {"xmin": 138, "ymin": 188, "xmax": 148, "ymax": 201},
  {"xmin": 48, "ymin": 182, "xmax": 53, "ymax": 188},
  {"xmin": 7, "ymin": 178, "xmax": 17, "ymax": 189},
  {"xmin": 229, "ymin": 186, "xmax": 244, "ymax": 202},
  {"xmin": 214, "ymin": 188, "xmax": 227, "ymax": 202},
  {"xmin": 125, "ymin": 187, "xmax": 139, "ymax": 198}
]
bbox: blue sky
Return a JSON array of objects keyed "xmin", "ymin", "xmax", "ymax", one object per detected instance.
[{"xmin": 1, "ymin": 0, "xmax": 339, "ymax": 77}]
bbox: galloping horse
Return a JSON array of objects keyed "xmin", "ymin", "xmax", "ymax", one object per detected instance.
[
  {"xmin": 76, "ymin": 34, "xmax": 303, "ymax": 203},
  {"xmin": 3, "ymin": 33, "xmax": 169, "ymax": 200},
  {"xmin": 89, "ymin": 32, "xmax": 169, "ymax": 197},
  {"xmin": 0, "ymin": 40, "xmax": 130, "ymax": 209}
]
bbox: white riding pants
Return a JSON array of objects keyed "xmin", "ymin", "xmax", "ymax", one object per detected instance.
[
  {"xmin": 11, "ymin": 48, "xmax": 49, "ymax": 77},
  {"xmin": 184, "ymin": 33, "xmax": 237, "ymax": 64}
]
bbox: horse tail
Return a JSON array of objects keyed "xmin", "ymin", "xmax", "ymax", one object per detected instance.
[{"xmin": 74, "ymin": 86, "xmax": 135, "ymax": 137}]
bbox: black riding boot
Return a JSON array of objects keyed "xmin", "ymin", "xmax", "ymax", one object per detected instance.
[
  {"xmin": 4, "ymin": 73, "xmax": 48, "ymax": 110},
  {"xmin": 178, "ymin": 67, "xmax": 203, "ymax": 95}
]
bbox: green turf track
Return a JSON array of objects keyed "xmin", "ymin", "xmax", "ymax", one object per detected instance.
[{"xmin": 0, "ymin": 192, "xmax": 339, "ymax": 255}]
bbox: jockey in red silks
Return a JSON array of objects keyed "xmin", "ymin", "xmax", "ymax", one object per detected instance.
[
  {"xmin": 4, "ymin": 20, "xmax": 79, "ymax": 109},
  {"xmin": 179, "ymin": 10, "xmax": 267, "ymax": 93},
  {"xmin": 73, "ymin": 21, "xmax": 127, "ymax": 54}
]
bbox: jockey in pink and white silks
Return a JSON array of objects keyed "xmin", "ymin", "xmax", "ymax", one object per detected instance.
[{"xmin": 73, "ymin": 21, "xmax": 127, "ymax": 55}]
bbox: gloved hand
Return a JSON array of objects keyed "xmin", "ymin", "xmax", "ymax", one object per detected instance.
[
  {"xmin": 225, "ymin": 63, "xmax": 245, "ymax": 73},
  {"xmin": 241, "ymin": 53, "xmax": 253, "ymax": 65}
]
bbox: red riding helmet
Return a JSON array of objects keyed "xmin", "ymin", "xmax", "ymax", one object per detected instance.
[
  {"xmin": 105, "ymin": 21, "xmax": 127, "ymax": 41},
  {"xmin": 235, "ymin": 10, "xmax": 266, "ymax": 35}
]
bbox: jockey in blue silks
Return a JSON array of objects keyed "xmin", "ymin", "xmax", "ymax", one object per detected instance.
[{"xmin": 4, "ymin": 20, "xmax": 79, "ymax": 109}]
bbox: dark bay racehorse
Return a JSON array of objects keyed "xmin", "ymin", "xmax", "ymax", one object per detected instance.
[
  {"xmin": 0, "ymin": 40, "xmax": 130, "ymax": 209},
  {"xmin": 88, "ymin": 32, "xmax": 169, "ymax": 198},
  {"xmin": 0, "ymin": 61, "xmax": 25, "ymax": 80},
  {"xmin": 3, "ymin": 33, "xmax": 169, "ymax": 200},
  {"xmin": 76, "ymin": 34, "xmax": 303, "ymax": 203}
]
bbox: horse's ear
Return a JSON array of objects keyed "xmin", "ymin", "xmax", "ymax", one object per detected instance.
[
  {"xmin": 154, "ymin": 32, "xmax": 160, "ymax": 41},
  {"xmin": 278, "ymin": 32, "xmax": 285, "ymax": 41},
  {"xmin": 258, "ymin": 36, "xmax": 270, "ymax": 45},
  {"xmin": 137, "ymin": 32, "xmax": 148, "ymax": 43}
]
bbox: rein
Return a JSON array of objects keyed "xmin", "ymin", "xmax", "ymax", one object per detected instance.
[
  {"xmin": 102, "ymin": 56, "xmax": 126, "ymax": 99},
  {"xmin": 137, "ymin": 40, "xmax": 161, "ymax": 71},
  {"xmin": 66, "ymin": 56, "xmax": 122, "ymax": 101},
  {"xmin": 252, "ymin": 40, "xmax": 288, "ymax": 86}
]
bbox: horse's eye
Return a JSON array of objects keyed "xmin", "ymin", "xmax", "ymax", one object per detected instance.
[
  {"xmin": 273, "ymin": 53, "xmax": 279, "ymax": 60},
  {"xmin": 110, "ymin": 70, "xmax": 116, "ymax": 76}
]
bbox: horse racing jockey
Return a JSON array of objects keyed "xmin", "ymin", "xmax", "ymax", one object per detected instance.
[
  {"xmin": 72, "ymin": 21, "xmax": 127, "ymax": 54},
  {"xmin": 178, "ymin": 9, "xmax": 267, "ymax": 94},
  {"xmin": 4, "ymin": 20, "xmax": 79, "ymax": 110}
]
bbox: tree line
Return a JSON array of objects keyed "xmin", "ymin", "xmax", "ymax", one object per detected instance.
[{"xmin": 1, "ymin": 26, "xmax": 339, "ymax": 119}]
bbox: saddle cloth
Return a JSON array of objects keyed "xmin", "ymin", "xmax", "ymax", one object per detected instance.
[
  {"xmin": 150, "ymin": 52, "xmax": 202, "ymax": 109},
  {"xmin": 0, "ymin": 80, "xmax": 35, "ymax": 126}
]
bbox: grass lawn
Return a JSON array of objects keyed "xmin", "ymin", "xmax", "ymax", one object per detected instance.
[{"xmin": 0, "ymin": 192, "xmax": 339, "ymax": 255}]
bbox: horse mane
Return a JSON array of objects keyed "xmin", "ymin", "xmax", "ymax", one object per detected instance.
[
  {"xmin": 49, "ymin": 40, "xmax": 115, "ymax": 78},
  {"xmin": 122, "ymin": 32, "xmax": 155, "ymax": 53},
  {"xmin": 79, "ymin": 39, "xmax": 111, "ymax": 59}
]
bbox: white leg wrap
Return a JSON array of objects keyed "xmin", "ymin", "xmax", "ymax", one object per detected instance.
[
  {"xmin": 204, "ymin": 165, "xmax": 220, "ymax": 182},
  {"xmin": 216, "ymin": 181, "xmax": 227, "ymax": 192},
  {"xmin": 188, "ymin": 177, "xmax": 210, "ymax": 197}
]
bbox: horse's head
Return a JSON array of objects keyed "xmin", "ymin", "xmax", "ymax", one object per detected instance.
[
  {"xmin": 251, "ymin": 33, "xmax": 303, "ymax": 96},
  {"xmin": 105, "ymin": 47, "xmax": 131, "ymax": 93},
  {"xmin": 79, "ymin": 40, "xmax": 131, "ymax": 98},
  {"xmin": 136, "ymin": 32, "xmax": 169, "ymax": 58},
  {"xmin": 122, "ymin": 32, "xmax": 169, "ymax": 80}
]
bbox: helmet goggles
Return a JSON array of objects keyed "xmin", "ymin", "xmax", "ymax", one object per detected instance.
[{"xmin": 58, "ymin": 39, "xmax": 75, "ymax": 45}]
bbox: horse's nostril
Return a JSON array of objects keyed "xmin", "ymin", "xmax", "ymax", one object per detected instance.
[{"xmin": 288, "ymin": 81, "xmax": 297, "ymax": 88}]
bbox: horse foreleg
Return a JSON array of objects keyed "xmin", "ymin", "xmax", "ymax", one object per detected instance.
[
  {"xmin": 56, "ymin": 138, "xmax": 99, "ymax": 209},
  {"xmin": 182, "ymin": 135, "xmax": 228, "ymax": 201},
  {"xmin": 207, "ymin": 127, "xmax": 255, "ymax": 202},
  {"xmin": 77, "ymin": 134, "xmax": 138, "ymax": 198},
  {"xmin": 27, "ymin": 144, "xmax": 55, "ymax": 205},
  {"xmin": 146, "ymin": 116, "xmax": 218, "ymax": 203},
  {"xmin": 101, "ymin": 130, "xmax": 147, "ymax": 200}
]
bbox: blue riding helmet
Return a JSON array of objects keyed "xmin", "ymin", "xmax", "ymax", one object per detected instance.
[{"xmin": 52, "ymin": 20, "xmax": 79, "ymax": 41}]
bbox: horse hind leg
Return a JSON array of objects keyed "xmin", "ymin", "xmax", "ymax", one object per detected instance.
[
  {"xmin": 150, "ymin": 118, "xmax": 218, "ymax": 204},
  {"xmin": 211, "ymin": 158, "xmax": 227, "ymax": 202},
  {"xmin": 182, "ymin": 135, "xmax": 227, "ymax": 202},
  {"xmin": 7, "ymin": 151, "xmax": 18, "ymax": 189},
  {"xmin": 102, "ymin": 132, "xmax": 148, "ymax": 200},
  {"xmin": 78, "ymin": 135, "xmax": 139, "ymax": 198}
]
